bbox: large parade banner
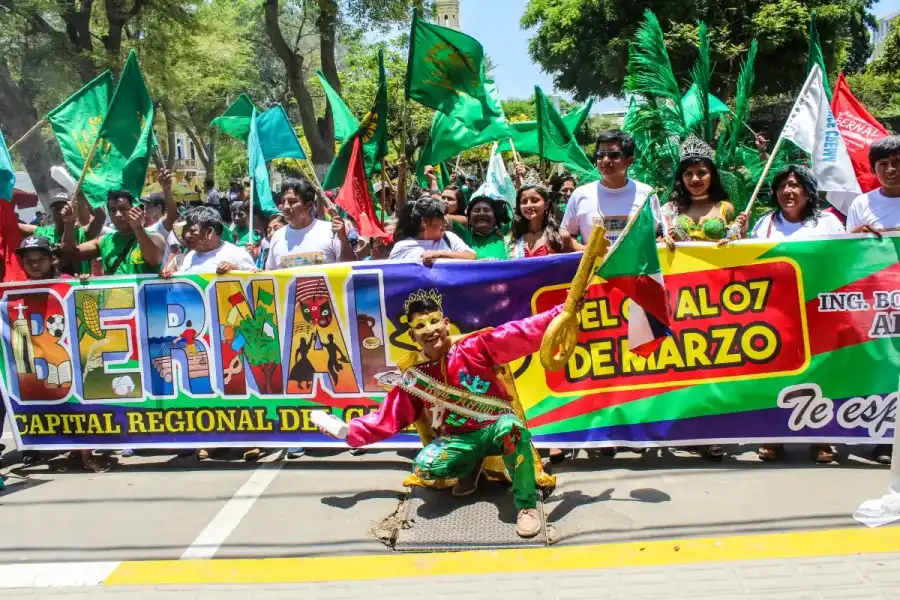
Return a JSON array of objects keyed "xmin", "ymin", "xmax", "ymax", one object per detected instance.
[{"xmin": 2, "ymin": 235, "xmax": 899, "ymax": 450}]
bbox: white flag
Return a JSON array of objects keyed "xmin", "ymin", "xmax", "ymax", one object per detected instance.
[
  {"xmin": 472, "ymin": 142, "xmax": 516, "ymax": 208},
  {"xmin": 781, "ymin": 65, "xmax": 861, "ymax": 214}
]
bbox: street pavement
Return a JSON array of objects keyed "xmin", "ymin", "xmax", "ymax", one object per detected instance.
[{"xmin": 0, "ymin": 439, "xmax": 897, "ymax": 598}]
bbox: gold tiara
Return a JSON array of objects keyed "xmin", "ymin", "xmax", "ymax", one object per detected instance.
[{"xmin": 404, "ymin": 289, "xmax": 443, "ymax": 313}]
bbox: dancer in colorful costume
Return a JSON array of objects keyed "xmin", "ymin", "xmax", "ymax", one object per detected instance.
[{"xmin": 335, "ymin": 289, "xmax": 558, "ymax": 538}]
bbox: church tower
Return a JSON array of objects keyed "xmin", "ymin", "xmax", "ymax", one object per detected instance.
[{"xmin": 434, "ymin": 0, "xmax": 460, "ymax": 30}]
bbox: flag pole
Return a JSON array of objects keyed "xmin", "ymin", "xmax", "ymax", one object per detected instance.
[
  {"xmin": 248, "ymin": 175, "xmax": 255, "ymax": 245},
  {"xmin": 303, "ymin": 156, "xmax": 337, "ymax": 212},
  {"xmin": 508, "ymin": 137, "xmax": 521, "ymax": 164},
  {"xmin": 8, "ymin": 119, "xmax": 48, "ymax": 153},
  {"xmin": 72, "ymin": 133, "xmax": 104, "ymax": 199},
  {"xmin": 454, "ymin": 154, "xmax": 461, "ymax": 177},
  {"xmin": 380, "ymin": 158, "xmax": 387, "ymax": 227},
  {"xmin": 741, "ymin": 65, "xmax": 819, "ymax": 220}
]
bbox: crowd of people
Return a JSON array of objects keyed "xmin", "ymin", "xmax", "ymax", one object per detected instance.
[{"xmin": 1, "ymin": 128, "xmax": 899, "ymax": 474}]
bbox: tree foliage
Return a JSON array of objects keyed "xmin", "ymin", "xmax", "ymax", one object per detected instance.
[
  {"xmin": 846, "ymin": 24, "xmax": 900, "ymax": 121},
  {"xmin": 521, "ymin": 0, "xmax": 875, "ymax": 101}
]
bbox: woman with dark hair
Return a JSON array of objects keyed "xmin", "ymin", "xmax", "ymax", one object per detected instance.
[
  {"xmin": 452, "ymin": 195, "xmax": 510, "ymax": 260},
  {"xmin": 749, "ymin": 165, "xmax": 845, "ymax": 240},
  {"xmin": 390, "ymin": 197, "xmax": 475, "ymax": 265},
  {"xmin": 442, "ymin": 185, "xmax": 468, "ymax": 227},
  {"xmin": 751, "ymin": 165, "xmax": 844, "ymax": 464},
  {"xmin": 548, "ymin": 172, "xmax": 578, "ymax": 221},
  {"xmin": 508, "ymin": 185, "xmax": 579, "ymax": 258},
  {"xmin": 661, "ymin": 136, "xmax": 747, "ymax": 246}
]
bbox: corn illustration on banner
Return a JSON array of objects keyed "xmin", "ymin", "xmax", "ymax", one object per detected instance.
[{"xmin": 1, "ymin": 236, "xmax": 898, "ymax": 450}]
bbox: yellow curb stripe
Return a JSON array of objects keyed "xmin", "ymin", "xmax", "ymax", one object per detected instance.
[{"xmin": 104, "ymin": 526, "xmax": 900, "ymax": 586}]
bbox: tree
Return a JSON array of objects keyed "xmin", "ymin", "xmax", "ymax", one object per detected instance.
[
  {"xmin": 521, "ymin": 0, "xmax": 874, "ymax": 101},
  {"xmin": 263, "ymin": 0, "xmax": 428, "ymax": 169},
  {"xmin": 847, "ymin": 25, "xmax": 900, "ymax": 121}
]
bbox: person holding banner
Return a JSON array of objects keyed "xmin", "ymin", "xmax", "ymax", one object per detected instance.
[
  {"xmin": 749, "ymin": 165, "xmax": 845, "ymax": 240},
  {"xmin": 844, "ymin": 135, "xmax": 900, "ymax": 466},
  {"xmin": 60, "ymin": 190, "xmax": 166, "ymax": 276},
  {"xmin": 266, "ymin": 178, "xmax": 355, "ymax": 269},
  {"xmin": 660, "ymin": 135, "xmax": 746, "ymax": 248},
  {"xmin": 390, "ymin": 197, "xmax": 476, "ymax": 265},
  {"xmin": 323, "ymin": 291, "xmax": 562, "ymax": 538},
  {"xmin": 508, "ymin": 184, "xmax": 579, "ymax": 258},
  {"xmin": 452, "ymin": 195, "xmax": 511, "ymax": 260}
]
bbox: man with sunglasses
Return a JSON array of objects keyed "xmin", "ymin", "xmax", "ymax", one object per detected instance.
[{"xmin": 561, "ymin": 130, "xmax": 660, "ymax": 246}]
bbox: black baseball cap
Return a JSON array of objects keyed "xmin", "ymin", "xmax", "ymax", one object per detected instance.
[
  {"xmin": 146, "ymin": 193, "xmax": 166, "ymax": 210},
  {"xmin": 16, "ymin": 236, "xmax": 53, "ymax": 255}
]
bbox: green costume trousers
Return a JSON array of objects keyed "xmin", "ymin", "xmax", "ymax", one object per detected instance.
[{"xmin": 412, "ymin": 414, "xmax": 538, "ymax": 510}]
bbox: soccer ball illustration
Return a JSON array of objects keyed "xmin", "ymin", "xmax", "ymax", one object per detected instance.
[{"xmin": 46, "ymin": 314, "xmax": 65, "ymax": 338}]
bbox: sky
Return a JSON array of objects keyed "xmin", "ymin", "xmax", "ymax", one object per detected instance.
[{"xmin": 462, "ymin": 0, "xmax": 900, "ymax": 114}]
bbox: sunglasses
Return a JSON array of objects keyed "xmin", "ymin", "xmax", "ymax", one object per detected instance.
[{"xmin": 596, "ymin": 151, "xmax": 625, "ymax": 161}]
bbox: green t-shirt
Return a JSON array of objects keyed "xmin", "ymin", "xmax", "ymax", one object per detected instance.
[
  {"xmin": 33, "ymin": 225, "xmax": 89, "ymax": 275},
  {"xmin": 98, "ymin": 231, "xmax": 161, "ymax": 275},
  {"xmin": 221, "ymin": 227, "xmax": 235, "ymax": 243},
  {"xmin": 231, "ymin": 224, "xmax": 261, "ymax": 246},
  {"xmin": 453, "ymin": 221, "xmax": 508, "ymax": 260}
]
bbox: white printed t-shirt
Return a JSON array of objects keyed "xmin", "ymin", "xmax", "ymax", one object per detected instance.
[
  {"xmin": 845, "ymin": 189, "xmax": 900, "ymax": 231},
  {"xmin": 177, "ymin": 242, "xmax": 257, "ymax": 274},
  {"xmin": 265, "ymin": 219, "xmax": 341, "ymax": 269},
  {"xmin": 389, "ymin": 232, "xmax": 472, "ymax": 261},
  {"xmin": 561, "ymin": 179, "xmax": 659, "ymax": 243},
  {"xmin": 750, "ymin": 211, "xmax": 846, "ymax": 240}
]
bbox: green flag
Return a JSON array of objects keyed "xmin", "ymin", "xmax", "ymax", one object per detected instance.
[
  {"xmin": 807, "ymin": 12, "xmax": 831, "ymax": 101},
  {"xmin": 81, "ymin": 51, "xmax": 154, "ymax": 208},
  {"xmin": 681, "ymin": 84, "xmax": 729, "ymax": 129},
  {"xmin": 535, "ymin": 86, "xmax": 599, "ymax": 182},
  {"xmin": 405, "ymin": 9, "xmax": 499, "ymax": 127},
  {"xmin": 256, "ymin": 105, "xmax": 306, "ymax": 161},
  {"xmin": 497, "ymin": 98, "xmax": 593, "ymax": 155},
  {"xmin": 316, "ymin": 70, "xmax": 360, "ymax": 142},
  {"xmin": 249, "ymin": 108, "xmax": 277, "ymax": 216},
  {"xmin": 0, "ymin": 128, "xmax": 13, "ymax": 201},
  {"xmin": 47, "ymin": 70, "xmax": 114, "ymax": 187},
  {"xmin": 323, "ymin": 50, "xmax": 388, "ymax": 190},
  {"xmin": 416, "ymin": 81, "xmax": 510, "ymax": 185},
  {"xmin": 211, "ymin": 93, "xmax": 257, "ymax": 142}
]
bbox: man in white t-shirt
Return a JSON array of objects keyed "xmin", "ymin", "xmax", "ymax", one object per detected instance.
[
  {"xmin": 846, "ymin": 136, "xmax": 900, "ymax": 236},
  {"xmin": 169, "ymin": 207, "xmax": 257, "ymax": 275},
  {"xmin": 843, "ymin": 136, "xmax": 900, "ymax": 465},
  {"xmin": 266, "ymin": 178, "xmax": 355, "ymax": 270},
  {"xmin": 388, "ymin": 196, "xmax": 475, "ymax": 265},
  {"xmin": 562, "ymin": 130, "xmax": 660, "ymax": 245}
]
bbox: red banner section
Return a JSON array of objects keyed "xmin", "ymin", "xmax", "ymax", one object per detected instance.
[{"xmin": 533, "ymin": 260, "xmax": 808, "ymax": 394}]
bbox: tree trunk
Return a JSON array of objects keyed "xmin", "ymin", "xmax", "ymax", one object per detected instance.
[
  {"xmin": 0, "ymin": 59, "xmax": 60, "ymax": 207},
  {"xmin": 264, "ymin": 0, "xmax": 333, "ymax": 167},
  {"xmin": 161, "ymin": 100, "xmax": 178, "ymax": 170},
  {"xmin": 316, "ymin": 0, "xmax": 338, "ymax": 148}
]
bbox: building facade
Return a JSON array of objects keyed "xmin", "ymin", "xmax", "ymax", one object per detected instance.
[
  {"xmin": 873, "ymin": 10, "xmax": 899, "ymax": 58},
  {"xmin": 434, "ymin": 0, "xmax": 460, "ymax": 30}
]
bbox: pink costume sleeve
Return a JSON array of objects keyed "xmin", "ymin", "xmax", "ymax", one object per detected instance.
[
  {"xmin": 346, "ymin": 386, "xmax": 423, "ymax": 448},
  {"xmin": 459, "ymin": 305, "xmax": 563, "ymax": 368}
]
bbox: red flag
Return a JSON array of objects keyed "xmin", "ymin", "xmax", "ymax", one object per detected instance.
[
  {"xmin": 334, "ymin": 137, "xmax": 387, "ymax": 238},
  {"xmin": 832, "ymin": 73, "xmax": 889, "ymax": 193},
  {"xmin": 0, "ymin": 200, "xmax": 25, "ymax": 283}
]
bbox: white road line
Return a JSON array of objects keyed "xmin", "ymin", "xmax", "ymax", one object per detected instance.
[
  {"xmin": 180, "ymin": 451, "xmax": 284, "ymax": 560},
  {"xmin": 0, "ymin": 562, "xmax": 120, "ymax": 588}
]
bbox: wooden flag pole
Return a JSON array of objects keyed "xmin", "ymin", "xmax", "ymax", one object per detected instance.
[
  {"xmin": 454, "ymin": 154, "xmax": 461, "ymax": 177},
  {"xmin": 507, "ymin": 137, "xmax": 521, "ymax": 164},
  {"xmin": 8, "ymin": 119, "xmax": 47, "ymax": 153},
  {"xmin": 304, "ymin": 156, "xmax": 337, "ymax": 212},
  {"xmin": 380, "ymin": 158, "xmax": 387, "ymax": 227},
  {"xmin": 72, "ymin": 133, "xmax": 104, "ymax": 199}
]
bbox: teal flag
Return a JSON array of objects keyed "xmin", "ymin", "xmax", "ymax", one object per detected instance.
[
  {"xmin": 0, "ymin": 128, "xmax": 13, "ymax": 201},
  {"xmin": 249, "ymin": 109, "xmax": 277, "ymax": 216},
  {"xmin": 316, "ymin": 71, "xmax": 360, "ymax": 142},
  {"xmin": 256, "ymin": 105, "xmax": 306, "ymax": 161},
  {"xmin": 497, "ymin": 98, "xmax": 593, "ymax": 155}
]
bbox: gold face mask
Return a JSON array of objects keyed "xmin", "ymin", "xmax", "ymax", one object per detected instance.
[{"xmin": 410, "ymin": 311, "xmax": 446, "ymax": 344}]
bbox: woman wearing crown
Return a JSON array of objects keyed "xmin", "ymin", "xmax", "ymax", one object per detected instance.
[
  {"xmin": 322, "ymin": 289, "xmax": 560, "ymax": 539},
  {"xmin": 660, "ymin": 135, "xmax": 748, "ymax": 462},
  {"xmin": 660, "ymin": 135, "xmax": 749, "ymax": 248}
]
